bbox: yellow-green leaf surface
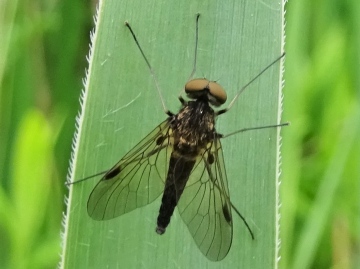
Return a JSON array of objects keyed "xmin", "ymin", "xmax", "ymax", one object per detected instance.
[{"xmin": 61, "ymin": 0, "xmax": 284, "ymax": 268}]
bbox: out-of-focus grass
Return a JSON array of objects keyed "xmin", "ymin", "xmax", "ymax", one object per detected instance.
[
  {"xmin": 0, "ymin": 0, "xmax": 92, "ymax": 268},
  {"xmin": 0, "ymin": 0, "xmax": 358, "ymax": 268},
  {"xmin": 281, "ymin": 0, "xmax": 360, "ymax": 268}
]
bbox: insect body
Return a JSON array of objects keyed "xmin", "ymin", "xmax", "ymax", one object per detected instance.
[
  {"xmin": 80, "ymin": 13, "xmax": 287, "ymax": 261},
  {"xmin": 156, "ymin": 79, "xmax": 225, "ymax": 235},
  {"xmin": 87, "ymin": 78, "xmax": 235, "ymax": 260}
]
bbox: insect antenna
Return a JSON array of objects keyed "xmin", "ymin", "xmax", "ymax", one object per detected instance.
[
  {"xmin": 124, "ymin": 21, "xmax": 169, "ymax": 115},
  {"xmin": 216, "ymin": 52, "xmax": 286, "ymax": 116}
]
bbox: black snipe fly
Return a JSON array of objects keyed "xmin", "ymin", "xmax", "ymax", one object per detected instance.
[{"xmin": 68, "ymin": 13, "xmax": 288, "ymax": 261}]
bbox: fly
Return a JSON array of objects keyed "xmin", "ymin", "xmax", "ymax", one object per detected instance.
[{"xmin": 69, "ymin": 13, "xmax": 288, "ymax": 261}]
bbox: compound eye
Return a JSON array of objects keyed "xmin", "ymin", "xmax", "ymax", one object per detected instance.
[
  {"xmin": 185, "ymin": 78, "xmax": 227, "ymax": 106},
  {"xmin": 185, "ymin": 78, "xmax": 209, "ymax": 92},
  {"xmin": 207, "ymin": 81, "xmax": 227, "ymax": 105}
]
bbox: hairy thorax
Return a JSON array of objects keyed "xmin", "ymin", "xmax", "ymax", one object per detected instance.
[{"xmin": 171, "ymin": 99, "xmax": 215, "ymax": 158}]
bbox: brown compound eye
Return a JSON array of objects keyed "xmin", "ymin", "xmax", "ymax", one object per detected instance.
[{"xmin": 185, "ymin": 78, "xmax": 227, "ymax": 106}]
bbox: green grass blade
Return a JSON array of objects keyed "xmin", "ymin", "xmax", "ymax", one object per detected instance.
[
  {"xmin": 61, "ymin": 1, "xmax": 284, "ymax": 268},
  {"xmin": 292, "ymin": 109, "xmax": 360, "ymax": 269}
]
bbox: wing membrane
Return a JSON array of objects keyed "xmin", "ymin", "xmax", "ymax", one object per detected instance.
[
  {"xmin": 177, "ymin": 137, "xmax": 233, "ymax": 261},
  {"xmin": 87, "ymin": 119, "xmax": 172, "ymax": 220}
]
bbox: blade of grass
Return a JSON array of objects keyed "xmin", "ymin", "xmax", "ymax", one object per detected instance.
[
  {"xmin": 61, "ymin": 0, "xmax": 284, "ymax": 268},
  {"xmin": 291, "ymin": 107, "xmax": 360, "ymax": 269},
  {"xmin": 10, "ymin": 109, "xmax": 61, "ymax": 268}
]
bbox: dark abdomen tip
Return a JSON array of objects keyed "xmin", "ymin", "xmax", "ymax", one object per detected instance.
[{"xmin": 156, "ymin": 226, "xmax": 166, "ymax": 235}]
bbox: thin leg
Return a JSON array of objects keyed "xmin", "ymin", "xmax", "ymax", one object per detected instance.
[
  {"xmin": 216, "ymin": 53, "xmax": 286, "ymax": 116},
  {"xmin": 125, "ymin": 21, "xmax": 169, "ymax": 114},
  {"xmin": 178, "ymin": 13, "xmax": 201, "ymax": 100},
  {"xmin": 220, "ymin": 122, "xmax": 289, "ymax": 139},
  {"xmin": 187, "ymin": 13, "xmax": 200, "ymax": 81}
]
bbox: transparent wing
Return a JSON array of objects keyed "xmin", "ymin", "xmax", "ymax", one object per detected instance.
[
  {"xmin": 87, "ymin": 119, "xmax": 172, "ymax": 220},
  {"xmin": 177, "ymin": 137, "xmax": 233, "ymax": 261}
]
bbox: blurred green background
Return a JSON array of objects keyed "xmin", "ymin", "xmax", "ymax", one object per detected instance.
[{"xmin": 0, "ymin": 0, "xmax": 358, "ymax": 268}]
